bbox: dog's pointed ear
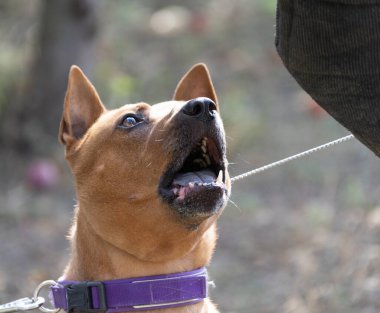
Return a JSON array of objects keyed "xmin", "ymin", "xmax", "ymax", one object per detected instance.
[
  {"xmin": 59, "ymin": 65, "xmax": 106, "ymax": 148},
  {"xmin": 173, "ymin": 63, "xmax": 219, "ymax": 109}
]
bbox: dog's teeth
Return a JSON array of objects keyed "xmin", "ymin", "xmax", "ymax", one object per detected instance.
[
  {"xmin": 216, "ymin": 170, "xmax": 223, "ymax": 184},
  {"xmin": 189, "ymin": 182, "xmax": 195, "ymax": 188},
  {"xmin": 203, "ymin": 154, "xmax": 211, "ymax": 165},
  {"xmin": 201, "ymin": 146, "xmax": 207, "ymax": 153}
]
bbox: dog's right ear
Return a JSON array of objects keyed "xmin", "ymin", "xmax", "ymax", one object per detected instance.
[
  {"xmin": 59, "ymin": 66, "xmax": 106, "ymax": 149},
  {"xmin": 173, "ymin": 63, "xmax": 218, "ymax": 109}
]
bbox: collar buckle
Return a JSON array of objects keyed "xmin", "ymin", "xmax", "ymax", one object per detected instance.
[{"xmin": 66, "ymin": 281, "xmax": 106, "ymax": 312}]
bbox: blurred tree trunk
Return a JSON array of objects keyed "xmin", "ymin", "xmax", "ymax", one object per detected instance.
[{"xmin": 1, "ymin": 0, "xmax": 101, "ymax": 155}]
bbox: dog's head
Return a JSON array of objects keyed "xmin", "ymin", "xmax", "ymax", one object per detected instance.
[{"xmin": 59, "ymin": 64, "xmax": 230, "ymax": 261}]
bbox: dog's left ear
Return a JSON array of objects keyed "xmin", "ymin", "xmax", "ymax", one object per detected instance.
[
  {"xmin": 59, "ymin": 66, "xmax": 106, "ymax": 150},
  {"xmin": 173, "ymin": 63, "xmax": 219, "ymax": 110}
]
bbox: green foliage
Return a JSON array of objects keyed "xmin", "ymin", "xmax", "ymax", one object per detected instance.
[
  {"xmin": 305, "ymin": 201, "xmax": 334, "ymax": 228},
  {"xmin": 0, "ymin": 48, "xmax": 23, "ymax": 115},
  {"xmin": 259, "ymin": 0, "xmax": 277, "ymax": 15},
  {"xmin": 342, "ymin": 177, "xmax": 366, "ymax": 208},
  {"xmin": 109, "ymin": 75, "xmax": 137, "ymax": 105}
]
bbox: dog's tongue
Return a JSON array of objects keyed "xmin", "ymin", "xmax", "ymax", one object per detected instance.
[{"xmin": 173, "ymin": 169, "xmax": 215, "ymax": 186}]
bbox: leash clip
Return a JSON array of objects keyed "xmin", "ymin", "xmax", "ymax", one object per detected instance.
[
  {"xmin": 0, "ymin": 297, "xmax": 45, "ymax": 313},
  {"xmin": 0, "ymin": 280, "xmax": 60, "ymax": 313}
]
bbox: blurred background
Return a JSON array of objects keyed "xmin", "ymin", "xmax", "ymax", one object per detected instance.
[{"xmin": 1, "ymin": 1, "xmax": 380, "ymax": 312}]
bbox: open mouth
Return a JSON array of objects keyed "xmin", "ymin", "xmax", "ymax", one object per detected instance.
[{"xmin": 159, "ymin": 135, "xmax": 227, "ymax": 217}]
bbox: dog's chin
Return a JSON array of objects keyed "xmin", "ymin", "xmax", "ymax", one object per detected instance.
[{"xmin": 172, "ymin": 182, "xmax": 227, "ymax": 218}]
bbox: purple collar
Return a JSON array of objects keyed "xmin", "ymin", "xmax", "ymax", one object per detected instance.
[{"xmin": 51, "ymin": 267, "xmax": 208, "ymax": 312}]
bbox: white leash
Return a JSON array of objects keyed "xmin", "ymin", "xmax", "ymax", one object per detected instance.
[{"xmin": 230, "ymin": 134, "xmax": 355, "ymax": 183}]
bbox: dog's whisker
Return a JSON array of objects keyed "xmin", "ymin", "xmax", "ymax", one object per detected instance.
[
  {"xmin": 155, "ymin": 139, "xmax": 164, "ymax": 142},
  {"xmin": 228, "ymin": 198, "xmax": 241, "ymax": 211},
  {"xmin": 146, "ymin": 162, "xmax": 152, "ymax": 168}
]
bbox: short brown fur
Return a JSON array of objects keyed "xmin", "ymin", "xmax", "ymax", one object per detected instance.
[{"xmin": 59, "ymin": 64, "xmax": 231, "ymax": 313}]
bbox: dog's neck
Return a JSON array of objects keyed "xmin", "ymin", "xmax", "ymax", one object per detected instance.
[
  {"xmin": 63, "ymin": 205, "xmax": 217, "ymax": 281},
  {"xmin": 62, "ymin": 206, "xmax": 218, "ymax": 313}
]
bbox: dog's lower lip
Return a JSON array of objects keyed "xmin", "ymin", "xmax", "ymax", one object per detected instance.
[{"xmin": 174, "ymin": 182, "xmax": 225, "ymax": 200}]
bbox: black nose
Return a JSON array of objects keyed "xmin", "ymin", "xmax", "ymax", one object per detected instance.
[{"xmin": 181, "ymin": 97, "xmax": 217, "ymax": 121}]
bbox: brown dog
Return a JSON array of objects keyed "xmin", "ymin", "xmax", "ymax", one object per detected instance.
[{"xmin": 58, "ymin": 64, "xmax": 231, "ymax": 313}]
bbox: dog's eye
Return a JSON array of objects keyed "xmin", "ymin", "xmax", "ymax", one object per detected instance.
[
  {"xmin": 119, "ymin": 114, "xmax": 143, "ymax": 128},
  {"xmin": 123, "ymin": 116, "xmax": 138, "ymax": 127}
]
